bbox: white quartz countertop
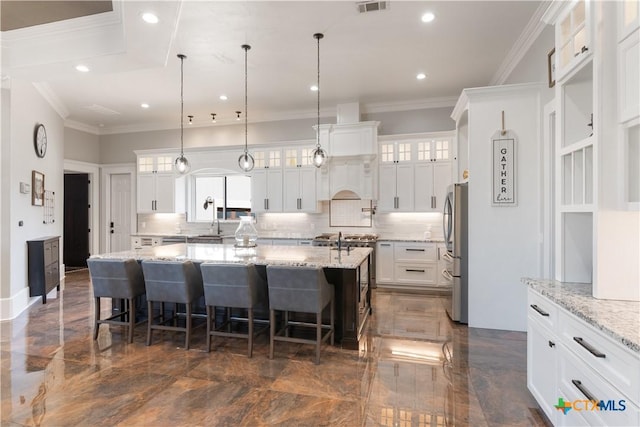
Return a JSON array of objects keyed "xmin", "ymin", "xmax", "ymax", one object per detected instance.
[
  {"xmin": 523, "ymin": 278, "xmax": 640, "ymax": 353},
  {"xmin": 92, "ymin": 243, "xmax": 372, "ymax": 269}
]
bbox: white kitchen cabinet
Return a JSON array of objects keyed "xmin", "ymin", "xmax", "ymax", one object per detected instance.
[
  {"xmin": 376, "ymin": 241, "xmax": 394, "ymax": 284},
  {"xmin": 527, "ymin": 290, "xmax": 559, "ymax": 425},
  {"xmin": 378, "ymin": 163, "xmax": 413, "ymax": 211},
  {"xmin": 414, "ymin": 162, "xmax": 452, "ymax": 212},
  {"xmin": 555, "ymin": 0, "xmax": 592, "ymax": 81},
  {"xmin": 251, "ymin": 168, "xmax": 283, "ymax": 213},
  {"xmin": 283, "ymin": 148, "xmax": 319, "ymax": 212},
  {"xmin": 378, "ymin": 135, "xmax": 453, "ymax": 213},
  {"xmin": 136, "ymin": 154, "xmax": 176, "ymax": 213},
  {"xmin": 376, "ymin": 241, "xmax": 442, "ymax": 290},
  {"xmin": 527, "ymin": 288, "xmax": 640, "ymax": 426},
  {"xmin": 618, "ymin": 29, "xmax": 639, "ymax": 123}
]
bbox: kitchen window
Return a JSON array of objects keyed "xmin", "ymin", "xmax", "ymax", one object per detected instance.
[{"xmin": 189, "ymin": 172, "xmax": 252, "ymax": 222}]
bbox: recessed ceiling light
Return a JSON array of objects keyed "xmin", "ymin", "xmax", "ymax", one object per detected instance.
[
  {"xmin": 75, "ymin": 65, "xmax": 90, "ymax": 72},
  {"xmin": 142, "ymin": 13, "xmax": 159, "ymax": 24},
  {"xmin": 141, "ymin": 103, "xmax": 150, "ymax": 109},
  {"xmin": 421, "ymin": 12, "xmax": 435, "ymax": 23},
  {"xmin": 219, "ymin": 95, "xmax": 228, "ymax": 101},
  {"xmin": 310, "ymin": 85, "xmax": 319, "ymax": 92},
  {"xmin": 416, "ymin": 73, "xmax": 427, "ymax": 80}
]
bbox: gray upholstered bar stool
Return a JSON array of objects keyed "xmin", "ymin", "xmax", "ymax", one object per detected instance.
[
  {"xmin": 200, "ymin": 263, "xmax": 269, "ymax": 357},
  {"xmin": 141, "ymin": 260, "xmax": 204, "ymax": 350},
  {"xmin": 266, "ymin": 265, "xmax": 335, "ymax": 364},
  {"xmin": 87, "ymin": 258, "xmax": 146, "ymax": 343}
]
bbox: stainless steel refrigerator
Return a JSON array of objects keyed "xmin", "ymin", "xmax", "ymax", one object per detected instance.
[{"xmin": 443, "ymin": 183, "xmax": 468, "ymax": 323}]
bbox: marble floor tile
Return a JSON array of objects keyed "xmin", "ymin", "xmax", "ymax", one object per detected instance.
[{"xmin": 0, "ymin": 271, "xmax": 550, "ymax": 427}]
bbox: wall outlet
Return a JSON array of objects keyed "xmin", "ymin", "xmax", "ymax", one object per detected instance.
[{"xmin": 141, "ymin": 222, "xmax": 146, "ymax": 228}]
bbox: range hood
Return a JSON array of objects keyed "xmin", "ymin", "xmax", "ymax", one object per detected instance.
[{"xmin": 316, "ymin": 103, "xmax": 380, "ymax": 200}]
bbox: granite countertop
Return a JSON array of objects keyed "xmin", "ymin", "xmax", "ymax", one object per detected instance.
[
  {"xmin": 523, "ymin": 278, "xmax": 640, "ymax": 353},
  {"xmin": 377, "ymin": 237, "xmax": 445, "ymax": 243},
  {"xmin": 92, "ymin": 243, "xmax": 371, "ymax": 269}
]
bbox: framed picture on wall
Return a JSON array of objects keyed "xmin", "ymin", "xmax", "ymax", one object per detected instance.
[
  {"xmin": 32, "ymin": 170, "xmax": 44, "ymax": 206},
  {"xmin": 547, "ymin": 47, "xmax": 556, "ymax": 88}
]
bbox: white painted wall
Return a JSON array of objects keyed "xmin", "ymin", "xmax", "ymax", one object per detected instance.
[
  {"xmin": 0, "ymin": 79, "xmax": 64, "ymax": 320},
  {"xmin": 463, "ymin": 83, "xmax": 542, "ymax": 332}
]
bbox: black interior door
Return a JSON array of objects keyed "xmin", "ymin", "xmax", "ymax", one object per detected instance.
[{"xmin": 64, "ymin": 174, "xmax": 89, "ymax": 268}]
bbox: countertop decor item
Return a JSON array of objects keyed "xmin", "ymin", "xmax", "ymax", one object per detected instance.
[
  {"xmin": 235, "ymin": 216, "xmax": 258, "ymax": 247},
  {"xmin": 174, "ymin": 53, "xmax": 190, "ymax": 174},
  {"xmin": 34, "ymin": 123, "xmax": 47, "ymax": 158},
  {"xmin": 311, "ymin": 32, "xmax": 327, "ymax": 168},
  {"xmin": 238, "ymin": 44, "xmax": 255, "ymax": 172}
]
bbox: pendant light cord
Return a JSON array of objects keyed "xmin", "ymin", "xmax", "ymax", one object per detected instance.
[
  {"xmin": 179, "ymin": 54, "xmax": 185, "ymax": 157},
  {"xmin": 316, "ymin": 34, "xmax": 320, "ymax": 149},
  {"xmin": 244, "ymin": 45, "xmax": 249, "ymax": 155}
]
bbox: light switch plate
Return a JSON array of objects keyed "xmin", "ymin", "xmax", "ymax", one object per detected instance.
[{"xmin": 19, "ymin": 182, "xmax": 30, "ymax": 194}]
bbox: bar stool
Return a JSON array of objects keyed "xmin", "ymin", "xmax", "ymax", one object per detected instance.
[
  {"xmin": 266, "ymin": 265, "xmax": 335, "ymax": 364},
  {"xmin": 200, "ymin": 263, "xmax": 268, "ymax": 357},
  {"xmin": 141, "ymin": 260, "xmax": 204, "ymax": 350},
  {"xmin": 87, "ymin": 258, "xmax": 146, "ymax": 343}
]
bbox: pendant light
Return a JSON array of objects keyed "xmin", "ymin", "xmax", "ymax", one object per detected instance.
[
  {"xmin": 174, "ymin": 53, "xmax": 190, "ymax": 174},
  {"xmin": 312, "ymin": 33, "xmax": 327, "ymax": 168},
  {"xmin": 238, "ymin": 44, "xmax": 255, "ymax": 172}
]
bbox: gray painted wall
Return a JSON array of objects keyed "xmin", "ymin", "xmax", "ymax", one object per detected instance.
[
  {"xmin": 504, "ymin": 25, "xmax": 555, "ymax": 105},
  {"xmin": 97, "ymin": 106, "xmax": 456, "ymax": 164},
  {"xmin": 64, "ymin": 127, "xmax": 100, "ymax": 164}
]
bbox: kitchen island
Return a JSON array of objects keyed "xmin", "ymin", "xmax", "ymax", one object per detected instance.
[{"xmin": 92, "ymin": 243, "xmax": 372, "ymax": 350}]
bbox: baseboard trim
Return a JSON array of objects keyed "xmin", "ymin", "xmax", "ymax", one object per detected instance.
[{"xmin": 0, "ymin": 287, "xmax": 32, "ymax": 321}]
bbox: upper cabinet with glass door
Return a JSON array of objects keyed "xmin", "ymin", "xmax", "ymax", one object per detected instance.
[{"xmin": 556, "ymin": 0, "xmax": 592, "ymax": 80}]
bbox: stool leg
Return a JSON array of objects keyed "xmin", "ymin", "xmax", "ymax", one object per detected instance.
[
  {"xmin": 146, "ymin": 300, "xmax": 153, "ymax": 346},
  {"xmin": 185, "ymin": 303, "xmax": 192, "ymax": 350},
  {"xmin": 94, "ymin": 297, "xmax": 100, "ymax": 340},
  {"xmin": 269, "ymin": 309, "xmax": 275, "ymax": 360},
  {"xmin": 248, "ymin": 308, "xmax": 254, "ymax": 358},
  {"xmin": 315, "ymin": 312, "xmax": 322, "ymax": 365},
  {"xmin": 330, "ymin": 296, "xmax": 335, "ymax": 345},
  {"xmin": 206, "ymin": 305, "xmax": 212, "ymax": 352},
  {"xmin": 226, "ymin": 307, "xmax": 232, "ymax": 333},
  {"xmin": 284, "ymin": 311, "xmax": 289, "ymax": 337},
  {"xmin": 128, "ymin": 297, "xmax": 135, "ymax": 343}
]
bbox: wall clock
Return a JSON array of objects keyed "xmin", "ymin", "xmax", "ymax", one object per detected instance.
[{"xmin": 34, "ymin": 124, "xmax": 47, "ymax": 158}]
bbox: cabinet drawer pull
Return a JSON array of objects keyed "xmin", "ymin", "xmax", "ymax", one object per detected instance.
[
  {"xmin": 380, "ymin": 243, "xmax": 391, "ymax": 247},
  {"xmin": 571, "ymin": 379, "xmax": 598, "ymax": 402},
  {"xmin": 406, "ymin": 269, "xmax": 425, "ymax": 273},
  {"xmin": 406, "ymin": 248, "xmax": 425, "ymax": 252},
  {"xmin": 573, "ymin": 337, "xmax": 606, "ymax": 358},
  {"xmin": 529, "ymin": 304, "xmax": 549, "ymax": 317}
]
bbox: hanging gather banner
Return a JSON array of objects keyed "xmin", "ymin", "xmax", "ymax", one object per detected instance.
[{"xmin": 492, "ymin": 131, "xmax": 517, "ymax": 206}]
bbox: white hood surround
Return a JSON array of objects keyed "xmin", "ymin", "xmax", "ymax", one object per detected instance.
[{"xmin": 316, "ymin": 103, "xmax": 379, "ymax": 200}]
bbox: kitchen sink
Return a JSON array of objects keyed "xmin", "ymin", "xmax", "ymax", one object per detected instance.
[{"xmin": 187, "ymin": 235, "xmax": 223, "ymax": 243}]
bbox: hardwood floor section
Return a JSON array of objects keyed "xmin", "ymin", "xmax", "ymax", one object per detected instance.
[{"xmin": 1, "ymin": 270, "xmax": 549, "ymax": 426}]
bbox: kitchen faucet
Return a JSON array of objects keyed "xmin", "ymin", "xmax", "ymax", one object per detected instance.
[
  {"xmin": 203, "ymin": 197, "xmax": 221, "ymax": 235},
  {"xmin": 337, "ymin": 231, "xmax": 342, "ymax": 251}
]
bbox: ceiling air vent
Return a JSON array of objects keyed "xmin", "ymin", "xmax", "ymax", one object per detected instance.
[{"xmin": 357, "ymin": 1, "xmax": 389, "ymax": 13}]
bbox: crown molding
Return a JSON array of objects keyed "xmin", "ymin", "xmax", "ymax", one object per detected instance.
[
  {"xmin": 64, "ymin": 119, "xmax": 100, "ymax": 135},
  {"xmin": 362, "ymin": 96, "xmax": 458, "ymax": 114},
  {"xmin": 490, "ymin": 1, "xmax": 552, "ymax": 85},
  {"xmin": 33, "ymin": 82, "xmax": 69, "ymax": 119}
]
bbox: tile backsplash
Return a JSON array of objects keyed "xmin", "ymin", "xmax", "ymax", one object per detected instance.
[{"xmin": 137, "ymin": 201, "xmax": 443, "ymax": 240}]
